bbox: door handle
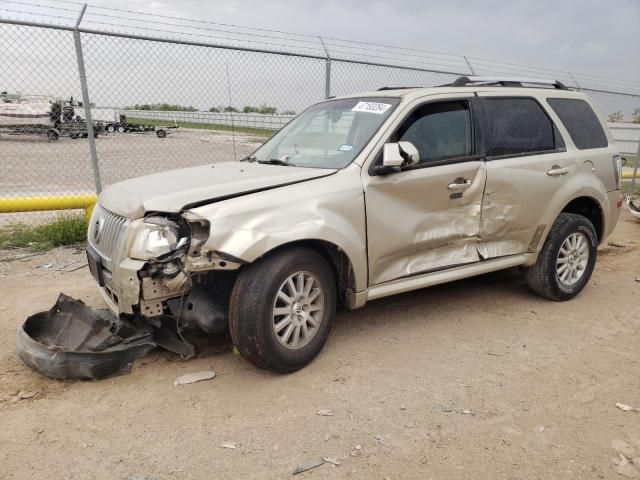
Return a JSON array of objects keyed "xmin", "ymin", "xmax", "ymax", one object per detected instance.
[
  {"xmin": 547, "ymin": 165, "xmax": 569, "ymax": 176},
  {"xmin": 448, "ymin": 179, "xmax": 472, "ymax": 190}
]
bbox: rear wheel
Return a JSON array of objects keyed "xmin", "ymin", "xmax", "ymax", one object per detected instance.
[
  {"xmin": 526, "ymin": 213, "xmax": 597, "ymax": 301},
  {"xmin": 47, "ymin": 130, "xmax": 59, "ymax": 142},
  {"xmin": 229, "ymin": 247, "xmax": 336, "ymax": 373}
]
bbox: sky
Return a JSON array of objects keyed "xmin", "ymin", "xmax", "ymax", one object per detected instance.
[
  {"xmin": 1, "ymin": 0, "xmax": 639, "ymax": 116},
  {"xmin": 91, "ymin": 0, "xmax": 639, "ymax": 82}
]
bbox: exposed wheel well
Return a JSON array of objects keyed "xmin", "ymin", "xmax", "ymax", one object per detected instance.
[
  {"xmin": 256, "ymin": 240, "xmax": 356, "ymax": 304},
  {"xmin": 561, "ymin": 197, "xmax": 604, "ymax": 242}
]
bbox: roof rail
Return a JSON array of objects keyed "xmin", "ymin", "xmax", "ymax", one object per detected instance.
[
  {"xmin": 376, "ymin": 86, "xmax": 419, "ymax": 91},
  {"xmin": 450, "ymin": 76, "xmax": 569, "ymax": 90}
]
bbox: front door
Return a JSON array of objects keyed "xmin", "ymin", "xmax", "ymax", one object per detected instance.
[{"xmin": 363, "ymin": 96, "xmax": 486, "ymax": 285}]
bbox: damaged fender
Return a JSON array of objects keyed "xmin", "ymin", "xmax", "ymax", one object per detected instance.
[{"xmin": 185, "ymin": 165, "xmax": 368, "ymax": 292}]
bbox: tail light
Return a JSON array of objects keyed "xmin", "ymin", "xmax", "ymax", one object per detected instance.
[{"xmin": 612, "ymin": 154, "xmax": 622, "ymax": 190}]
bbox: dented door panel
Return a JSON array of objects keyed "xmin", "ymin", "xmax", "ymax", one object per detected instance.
[
  {"xmin": 365, "ymin": 161, "xmax": 486, "ymax": 285},
  {"xmin": 479, "ymin": 151, "xmax": 576, "ymax": 258}
]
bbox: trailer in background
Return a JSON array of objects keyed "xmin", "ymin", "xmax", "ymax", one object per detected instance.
[
  {"xmin": 0, "ymin": 92, "xmax": 101, "ymax": 141},
  {"xmin": 104, "ymin": 114, "xmax": 176, "ymax": 138}
]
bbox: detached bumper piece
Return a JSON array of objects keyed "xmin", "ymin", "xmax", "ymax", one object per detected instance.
[{"xmin": 16, "ymin": 294, "xmax": 194, "ymax": 380}]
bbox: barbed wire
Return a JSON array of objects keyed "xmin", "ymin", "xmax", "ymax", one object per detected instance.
[{"xmin": 0, "ymin": 0, "xmax": 638, "ymax": 93}]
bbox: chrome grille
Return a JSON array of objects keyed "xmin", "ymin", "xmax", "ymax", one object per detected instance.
[{"xmin": 88, "ymin": 205, "xmax": 130, "ymax": 264}]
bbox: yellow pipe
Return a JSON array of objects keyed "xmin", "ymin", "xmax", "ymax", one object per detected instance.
[
  {"xmin": 623, "ymin": 172, "xmax": 640, "ymax": 179},
  {"xmin": 0, "ymin": 195, "xmax": 97, "ymax": 220}
]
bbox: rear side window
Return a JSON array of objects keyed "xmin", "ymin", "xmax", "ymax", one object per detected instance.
[
  {"xmin": 547, "ymin": 98, "xmax": 608, "ymax": 149},
  {"xmin": 484, "ymin": 98, "xmax": 556, "ymax": 157}
]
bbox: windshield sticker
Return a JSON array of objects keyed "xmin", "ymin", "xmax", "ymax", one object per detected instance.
[
  {"xmin": 351, "ymin": 101, "xmax": 392, "ymax": 115},
  {"xmin": 338, "ymin": 144, "xmax": 353, "ymax": 152}
]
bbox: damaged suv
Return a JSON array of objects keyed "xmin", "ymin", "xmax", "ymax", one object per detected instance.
[{"xmin": 87, "ymin": 76, "xmax": 623, "ymax": 372}]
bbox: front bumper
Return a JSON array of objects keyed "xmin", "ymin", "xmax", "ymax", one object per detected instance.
[{"xmin": 87, "ymin": 243, "xmax": 145, "ymax": 315}]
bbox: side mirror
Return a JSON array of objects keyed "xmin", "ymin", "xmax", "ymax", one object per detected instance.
[
  {"xmin": 375, "ymin": 142, "xmax": 420, "ymax": 175},
  {"xmin": 398, "ymin": 141, "xmax": 419, "ymax": 165}
]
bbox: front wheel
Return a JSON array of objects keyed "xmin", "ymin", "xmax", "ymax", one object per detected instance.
[
  {"xmin": 229, "ymin": 247, "xmax": 336, "ymax": 373},
  {"xmin": 526, "ymin": 213, "xmax": 597, "ymax": 301}
]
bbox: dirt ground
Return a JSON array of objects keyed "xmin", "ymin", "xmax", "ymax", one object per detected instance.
[{"xmin": 0, "ymin": 211, "xmax": 639, "ymax": 480}]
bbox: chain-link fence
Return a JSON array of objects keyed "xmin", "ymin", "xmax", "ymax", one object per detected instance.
[{"xmin": 1, "ymin": 2, "xmax": 640, "ymax": 224}]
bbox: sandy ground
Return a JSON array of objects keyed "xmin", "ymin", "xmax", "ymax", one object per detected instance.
[{"xmin": 0, "ymin": 211, "xmax": 639, "ymax": 480}]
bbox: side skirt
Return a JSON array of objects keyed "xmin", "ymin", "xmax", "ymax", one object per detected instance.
[{"xmin": 349, "ymin": 253, "xmax": 533, "ymax": 306}]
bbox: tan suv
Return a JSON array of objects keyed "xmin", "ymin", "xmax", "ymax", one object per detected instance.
[{"xmin": 87, "ymin": 76, "xmax": 623, "ymax": 372}]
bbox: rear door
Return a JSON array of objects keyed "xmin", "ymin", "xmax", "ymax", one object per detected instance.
[
  {"xmin": 362, "ymin": 95, "xmax": 486, "ymax": 285},
  {"xmin": 476, "ymin": 94, "xmax": 573, "ymax": 258}
]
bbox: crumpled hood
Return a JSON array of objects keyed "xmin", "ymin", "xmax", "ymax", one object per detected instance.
[{"xmin": 98, "ymin": 161, "xmax": 336, "ymax": 218}]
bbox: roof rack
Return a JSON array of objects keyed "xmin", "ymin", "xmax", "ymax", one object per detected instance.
[
  {"xmin": 376, "ymin": 86, "xmax": 419, "ymax": 91},
  {"xmin": 449, "ymin": 76, "xmax": 569, "ymax": 90}
]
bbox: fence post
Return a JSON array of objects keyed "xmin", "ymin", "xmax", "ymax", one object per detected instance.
[
  {"xmin": 319, "ymin": 36, "xmax": 331, "ymax": 99},
  {"xmin": 73, "ymin": 3, "xmax": 102, "ymax": 193},
  {"xmin": 463, "ymin": 56, "xmax": 475, "ymax": 75}
]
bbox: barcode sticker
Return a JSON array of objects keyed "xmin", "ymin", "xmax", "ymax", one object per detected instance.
[{"xmin": 351, "ymin": 101, "xmax": 392, "ymax": 114}]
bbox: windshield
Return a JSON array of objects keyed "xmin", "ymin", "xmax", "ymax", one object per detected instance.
[{"xmin": 247, "ymin": 97, "xmax": 400, "ymax": 169}]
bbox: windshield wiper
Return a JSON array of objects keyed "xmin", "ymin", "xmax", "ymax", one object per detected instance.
[
  {"xmin": 257, "ymin": 158, "xmax": 295, "ymax": 166},
  {"xmin": 240, "ymin": 155, "xmax": 256, "ymax": 162}
]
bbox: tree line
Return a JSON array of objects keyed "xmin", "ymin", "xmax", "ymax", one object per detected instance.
[
  {"xmin": 126, "ymin": 102, "xmax": 295, "ymax": 115},
  {"xmin": 608, "ymin": 108, "xmax": 640, "ymax": 123}
]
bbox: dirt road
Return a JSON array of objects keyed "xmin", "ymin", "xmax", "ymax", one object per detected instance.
[{"xmin": 1, "ymin": 211, "xmax": 639, "ymax": 479}]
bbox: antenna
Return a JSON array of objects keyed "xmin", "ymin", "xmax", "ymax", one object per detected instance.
[{"xmin": 225, "ymin": 61, "xmax": 238, "ymax": 161}]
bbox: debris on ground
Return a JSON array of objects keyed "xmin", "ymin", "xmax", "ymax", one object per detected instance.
[
  {"xmin": 219, "ymin": 442, "xmax": 237, "ymax": 449},
  {"xmin": 16, "ymin": 390, "xmax": 39, "ymax": 400},
  {"xmin": 613, "ymin": 452, "xmax": 639, "ymax": 479},
  {"xmin": 374, "ymin": 434, "xmax": 388, "ymax": 447},
  {"xmin": 612, "ymin": 439, "xmax": 636, "ymax": 458},
  {"xmin": 292, "ymin": 459, "xmax": 325, "ymax": 475},
  {"xmin": 616, "ymin": 402, "xmax": 639, "ymax": 413},
  {"xmin": 316, "ymin": 409, "xmax": 334, "ymax": 416},
  {"xmin": 16, "ymin": 294, "xmax": 194, "ymax": 380},
  {"xmin": 173, "ymin": 371, "xmax": 216, "ymax": 386},
  {"xmin": 440, "ymin": 404, "xmax": 452, "ymax": 412},
  {"xmin": 322, "ymin": 457, "xmax": 340, "ymax": 466},
  {"xmin": 461, "ymin": 409, "xmax": 474, "ymax": 415},
  {"xmin": 400, "ymin": 404, "xmax": 407, "ymax": 410},
  {"xmin": 608, "ymin": 241, "xmax": 626, "ymax": 248}
]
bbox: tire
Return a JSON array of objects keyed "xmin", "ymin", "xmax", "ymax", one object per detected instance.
[
  {"xmin": 229, "ymin": 247, "xmax": 336, "ymax": 373},
  {"xmin": 106, "ymin": 125, "xmax": 115, "ymax": 133},
  {"xmin": 117, "ymin": 125, "xmax": 125, "ymax": 133},
  {"xmin": 47, "ymin": 130, "xmax": 59, "ymax": 142},
  {"xmin": 526, "ymin": 213, "xmax": 597, "ymax": 301},
  {"xmin": 156, "ymin": 129, "xmax": 166, "ymax": 138}
]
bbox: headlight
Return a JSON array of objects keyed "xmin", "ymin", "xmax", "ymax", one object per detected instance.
[{"xmin": 130, "ymin": 217, "xmax": 182, "ymax": 260}]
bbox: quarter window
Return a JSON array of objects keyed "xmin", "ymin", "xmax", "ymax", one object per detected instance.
[
  {"xmin": 396, "ymin": 101, "xmax": 472, "ymax": 164},
  {"xmin": 547, "ymin": 98, "xmax": 608, "ymax": 149},
  {"xmin": 484, "ymin": 98, "xmax": 556, "ymax": 157}
]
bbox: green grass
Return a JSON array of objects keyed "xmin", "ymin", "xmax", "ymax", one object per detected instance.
[
  {"xmin": 126, "ymin": 117, "xmax": 275, "ymax": 138},
  {"xmin": 0, "ymin": 214, "xmax": 88, "ymax": 252}
]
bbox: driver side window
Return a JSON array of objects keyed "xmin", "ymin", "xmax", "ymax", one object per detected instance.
[{"xmin": 396, "ymin": 101, "xmax": 472, "ymax": 164}]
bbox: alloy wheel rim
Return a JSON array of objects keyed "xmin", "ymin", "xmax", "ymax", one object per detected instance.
[
  {"xmin": 556, "ymin": 232, "xmax": 589, "ymax": 286},
  {"xmin": 272, "ymin": 271, "xmax": 324, "ymax": 350}
]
